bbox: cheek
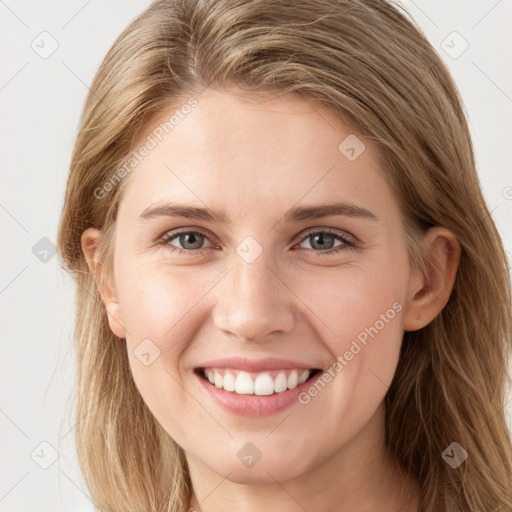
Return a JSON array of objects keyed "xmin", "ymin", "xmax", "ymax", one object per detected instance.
[
  {"xmin": 112, "ymin": 262, "xmax": 192, "ymax": 390},
  {"xmin": 114, "ymin": 262, "xmax": 212, "ymax": 442},
  {"xmin": 116, "ymin": 260, "xmax": 212, "ymax": 344},
  {"xmin": 294, "ymin": 258, "xmax": 407, "ymax": 414},
  {"xmin": 297, "ymin": 261, "xmax": 406, "ymax": 353},
  {"xmin": 294, "ymin": 269, "xmax": 406, "ymax": 433}
]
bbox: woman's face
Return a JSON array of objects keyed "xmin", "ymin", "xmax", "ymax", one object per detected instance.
[{"xmin": 89, "ymin": 88, "xmax": 424, "ymax": 483}]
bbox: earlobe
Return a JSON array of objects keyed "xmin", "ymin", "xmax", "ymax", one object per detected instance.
[
  {"xmin": 81, "ymin": 227, "xmax": 127, "ymax": 339},
  {"xmin": 403, "ymin": 227, "xmax": 461, "ymax": 332}
]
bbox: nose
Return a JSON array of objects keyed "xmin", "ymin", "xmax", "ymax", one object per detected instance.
[{"xmin": 212, "ymin": 252, "xmax": 296, "ymax": 343}]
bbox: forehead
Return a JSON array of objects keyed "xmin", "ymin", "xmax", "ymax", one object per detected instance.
[{"xmin": 117, "ymin": 89, "xmax": 396, "ymax": 223}]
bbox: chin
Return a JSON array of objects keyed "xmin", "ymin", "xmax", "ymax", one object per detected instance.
[{"xmin": 205, "ymin": 449, "xmax": 316, "ymax": 484}]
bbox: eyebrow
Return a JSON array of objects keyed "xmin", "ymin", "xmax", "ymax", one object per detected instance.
[{"xmin": 139, "ymin": 201, "xmax": 378, "ymax": 223}]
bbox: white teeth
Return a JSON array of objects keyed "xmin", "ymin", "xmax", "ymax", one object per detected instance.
[
  {"xmin": 287, "ymin": 370, "xmax": 299, "ymax": 389},
  {"xmin": 223, "ymin": 372, "xmax": 236, "ymax": 392},
  {"xmin": 235, "ymin": 371, "xmax": 254, "ymax": 394},
  {"xmin": 254, "ymin": 373, "xmax": 274, "ymax": 396},
  {"xmin": 202, "ymin": 368, "xmax": 313, "ymax": 395},
  {"xmin": 298, "ymin": 369, "xmax": 310, "ymax": 385},
  {"xmin": 274, "ymin": 372, "xmax": 288, "ymax": 393}
]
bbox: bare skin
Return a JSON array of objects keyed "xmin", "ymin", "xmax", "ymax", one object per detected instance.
[{"xmin": 82, "ymin": 88, "xmax": 460, "ymax": 512}]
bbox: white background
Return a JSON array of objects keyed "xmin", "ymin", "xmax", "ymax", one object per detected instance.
[{"xmin": 1, "ymin": 1, "xmax": 511, "ymax": 510}]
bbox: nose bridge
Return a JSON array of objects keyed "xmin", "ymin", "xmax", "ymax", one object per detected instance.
[{"xmin": 213, "ymin": 240, "xmax": 295, "ymax": 341}]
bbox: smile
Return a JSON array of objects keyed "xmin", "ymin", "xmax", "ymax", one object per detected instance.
[
  {"xmin": 193, "ymin": 356, "xmax": 326, "ymax": 416},
  {"xmin": 197, "ymin": 367, "xmax": 322, "ymax": 395}
]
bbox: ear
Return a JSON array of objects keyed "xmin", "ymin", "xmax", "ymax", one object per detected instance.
[
  {"xmin": 403, "ymin": 227, "xmax": 461, "ymax": 332},
  {"xmin": 81, "ymin": 227, "xmax": 127, "ymax": 339}
]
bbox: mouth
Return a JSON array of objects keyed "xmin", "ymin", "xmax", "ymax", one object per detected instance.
[{"xmin": 194, "ymin": 367, "xmax": 322, "ymax": 396}]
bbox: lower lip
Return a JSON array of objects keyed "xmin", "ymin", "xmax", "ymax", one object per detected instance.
[{"xmin": 194, "ymin": 369, "xmax": 323, "ymax": 417}]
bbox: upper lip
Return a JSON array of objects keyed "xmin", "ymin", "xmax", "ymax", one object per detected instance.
[{"xmin": 196, "ymin": 357, "xmax": 321, "ymax": 372}]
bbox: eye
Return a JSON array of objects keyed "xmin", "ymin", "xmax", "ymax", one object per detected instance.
[
  {"xmin": 295, "ymin": 228, "xmax": 355, "ymax": 256},
  {"xmin": 159, "ymin": 230, "xmax": 214, "ymax": 254}
]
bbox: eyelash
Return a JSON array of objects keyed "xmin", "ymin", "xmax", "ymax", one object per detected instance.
[{"xmin": 157, "ymin": 227, "xmax": 356, "ymax": 257}]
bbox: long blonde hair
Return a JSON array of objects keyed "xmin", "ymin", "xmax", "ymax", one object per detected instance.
[{"xmin": 57, "ymin": 1, "xmax": 512, "ymax": 510}]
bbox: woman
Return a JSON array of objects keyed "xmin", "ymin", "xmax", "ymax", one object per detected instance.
[{"xmin": 57, "ymin": 0, "xmax": 512, "ymax": 510}]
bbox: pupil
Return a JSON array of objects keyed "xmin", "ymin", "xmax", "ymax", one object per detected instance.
[
  {"xmin": 182, "ymin": 233, "xmax": 202, "ymax": 249},
  {"xmin": 312, "ymin": 233, "xmax": 333, "ymax": 250}
]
